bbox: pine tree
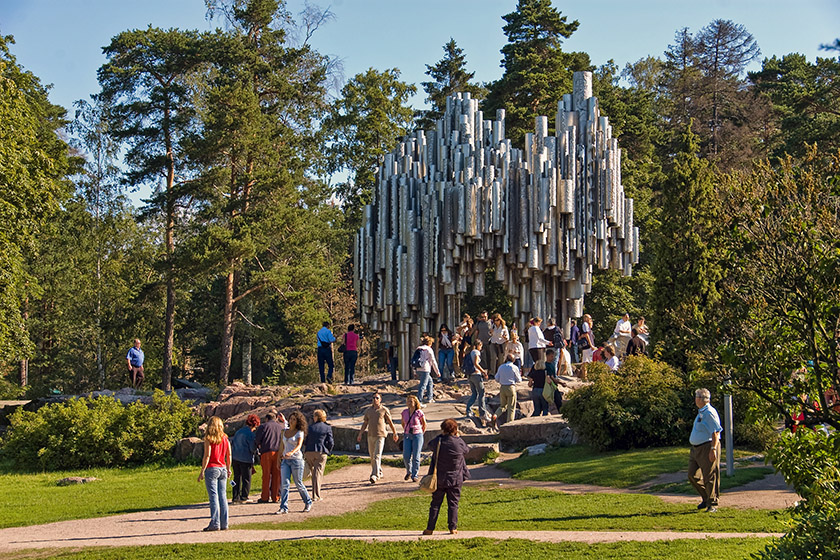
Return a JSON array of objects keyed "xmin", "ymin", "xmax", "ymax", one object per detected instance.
[
  {"xmin": 98, "ymin": 27, "xmax": 206, "ymax": 391},
  {"xmin": 482, "ymin": 0, "xmax": 590, "ymax": 146},
  {"xmin": 324, "ymin": 68, "xmax": 415, "ymax": 226},
  {"xmin": 418, "ymin": 38, "xmax": 486, "ymax": 129}
]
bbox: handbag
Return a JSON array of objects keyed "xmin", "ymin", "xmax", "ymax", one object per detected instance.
[
  {"xmin": 337, "ymin": 334, "xmax": 347, "ymax": 353},
  {"xmin": 577, "ymin": 336, "xmax": 591, "ymax": 350},
  {"xmin": 418, "ymin": 439, "xmax": 441, "ymax": 493},
  {"xmin": 543, "ymin": 376, "xmax": 556, "ymax": 402}
]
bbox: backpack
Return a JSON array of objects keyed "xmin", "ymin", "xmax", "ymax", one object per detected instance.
[
  {"xmin": 462, "ymin": 351, "xmax": 475, "ymax": 374},
  {"xmin": 410, "ymin": 347, "xmax": 426, "ymax": 369}
]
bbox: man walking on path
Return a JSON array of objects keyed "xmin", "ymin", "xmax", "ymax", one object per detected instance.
[
  {"xmin": 357, "ymin": 391, "xmax": 398, "ymax": 484},
  {"xmin": 494, "ymin": 354, "xmax": 522, "ymax": 425},
  {"xmin": 689, "ymin": 388, "xmax": 723, "ymax": 513},
  {"xmin": 254, "ymin": 411, "xmax": 286, "ymax": 503},
  {"xmin": 126, "ymin": 339, "xmax": 145, "ymax": 389},
  {"xmin": 316, "ymin": 321, "xmax": 336, "ymax": 383}
]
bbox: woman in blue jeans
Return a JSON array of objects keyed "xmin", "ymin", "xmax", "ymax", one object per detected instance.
[
  {"xmin": 198, "ymin": 416, "xmax": 231, "ymax": 531},
  {"xmin": 277, "ymin": 411, "xmax": 313, "ymax": 514},
  {"xmin": 414, "ymin": 335, "xmax": 440, "ymax": 404},
  {"xmin": 464, "ymin": 341, "xmax": 491, "ymax": 425},
  {"xmin": 401, "ymin": 395, "xmax": 427, "ymax": 482},
  {"xmin": 437, "ymin": 324, "xmax": 455, "ymax": 381}
]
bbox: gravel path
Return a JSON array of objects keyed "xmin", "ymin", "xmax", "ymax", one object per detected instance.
[{"xmin": 0, "ymin": 461, "xmax": 795, "ymax": 553}]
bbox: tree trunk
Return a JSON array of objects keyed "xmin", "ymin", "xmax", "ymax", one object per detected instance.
[
  {"xmin": 219, "ymin": 269, "xmax": 237, "ymax": 384},
  {"xmin": 162, "ymin": 125, "xmax": 176, "ymax": 393},
  {"xmin": 242, "ymin": 297, "xmax": 253, "ymax": 385}
]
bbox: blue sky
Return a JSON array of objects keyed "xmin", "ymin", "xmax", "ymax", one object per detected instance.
[{"xmin": 2, "ymin": 0, "xmax": 838, "ymax": 114}]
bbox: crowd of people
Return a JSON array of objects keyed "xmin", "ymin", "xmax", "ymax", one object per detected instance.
[
  {"xmin": 195, "ymin": 390, "xmax": 468, "ymax": 533},
  {"xmin": 407, "ymin": 311, "xmax": 651, "ymax": 426},
  {"xmin": 196, "ymin": 382, "xmax": 725, "ymax": 534}
]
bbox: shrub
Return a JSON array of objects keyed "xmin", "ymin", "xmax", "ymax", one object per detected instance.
[
  {"xmin": 0, "ymin": 390, "xmax": 200, "ymax": 470},
  {"xmin": 562, "ymin": 356, "xmax": 692, "ymax": 450},
  {"xmin": 755, "ymin": 430, "xmax": 840, "ymax": 559}
]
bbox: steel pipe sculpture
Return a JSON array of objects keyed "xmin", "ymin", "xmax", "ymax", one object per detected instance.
[{"xmin": 353, "ymin": 71, "xmax": 638, "ymax": 379}]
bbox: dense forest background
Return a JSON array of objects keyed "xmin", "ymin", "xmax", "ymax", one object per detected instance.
[{"xmin": 1, "ymin": 0, "xmax": 838, "ymax": 416}]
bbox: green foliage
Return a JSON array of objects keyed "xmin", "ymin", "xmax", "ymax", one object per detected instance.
[
  {"xmin": 418, "ymin": 38, "xmax": 486, "ymax": 129},
  {"xmin": 756, "ymin": 431, "xmax": 840, "ymax": 559},
  {"xmin": 1, "ymin": 391, "xmax": 199, "ymax": 470},
  {"xmin": 750, "ymin": 53, "xmax": 840, "ymax": 157},
  {"xmin": 562, "ymin": 356, "xmax": 693, "ymax": 450},
  {"xmin": 324, "ymin": 67, "xmax": 416, "ymax": 225},
  {"xmin": 482, "ymin": 0, "xmax": 591, "ymax": 146},
  {"xmin": 0, "ymin": 34, "xmax": 72, "ymax": 364},
  {"xmin": 651, "ymin": 125, "xmax": 722, "ymax": 368},
  {"xmin": 715, "ymin": 149, "xmax": 840, "ymax": 432}
]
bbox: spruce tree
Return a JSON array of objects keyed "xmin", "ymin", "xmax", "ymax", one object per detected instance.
[
  {"xmin": 418, "ymin": 38, "xmax": 486, "ymax": 129},
  {"xmin": 652, "ymin": 124, "xmax": 722, "ymax": 368}
]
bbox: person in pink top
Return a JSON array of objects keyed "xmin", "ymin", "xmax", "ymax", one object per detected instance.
[
  {"xmin": 401, "ymin": 395, "xmax": 427, "ymax": 482},
  {"xmin": 341, "ymin": 324, "xmax": 361, "ymax": 384}
]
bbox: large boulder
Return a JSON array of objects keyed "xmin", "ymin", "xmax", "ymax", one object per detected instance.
[
  {"xmin": 174, "ymin": 437, "xmax": 203, "ymax": 461},
  {"xmin": 498, "ymin": 415, "xmax": 577, "ymax": 452}
]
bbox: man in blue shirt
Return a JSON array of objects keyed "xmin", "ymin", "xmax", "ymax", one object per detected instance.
[
  {"xmin": 688, "ymin": 388, "xmax": 723, "ymax": 512},
  {"xmin": 126, "ymin": 339, "xmax": 145, "ymax": 389},
  {"xmin": 316, "ymin": 322, "xmax": 336, "ymax": 383}
]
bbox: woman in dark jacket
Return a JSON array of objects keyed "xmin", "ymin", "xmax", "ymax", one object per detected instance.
[
  {"xmin": 304, "ymin": 409, "xmax": 334, "ymax": 502},
  {"xmin": 423, "ymin": 418, "xmax": 470, "ymax": 535}
]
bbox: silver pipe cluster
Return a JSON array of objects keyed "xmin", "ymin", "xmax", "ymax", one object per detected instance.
[{"xmin": 353, "ymin": 71, "xmax": 638, "ymax": 378}]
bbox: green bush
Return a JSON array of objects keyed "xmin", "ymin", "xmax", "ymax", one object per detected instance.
[
  {"xmin": 0, "ymin": 390, "xmax": 200, "ymax": 470},
  {"xmin": 756, "ymin": 430, "xmax": 840, "ymax": 559},
  {"xmin": 562, "ymin": 356, "xmax": 693, "ymax": 450}
]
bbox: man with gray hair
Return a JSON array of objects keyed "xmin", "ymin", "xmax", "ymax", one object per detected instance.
[{"xmin": 688, "ymin": 388, "xmax": 722, "ymax": 512}]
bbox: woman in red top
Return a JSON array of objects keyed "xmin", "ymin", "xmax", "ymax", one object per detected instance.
[
  {"xmin": 198, "ymin": 416, "xmax": 232, "ymax": 531},
  {"xmin": 342, "ymin": 324, "xmax": 361, "ymax": 384}
]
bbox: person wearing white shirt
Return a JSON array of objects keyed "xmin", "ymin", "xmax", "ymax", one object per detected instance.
[
  {"xmin": 527, "ymin": 317, "xmax": 551, "ymax": 366},
  {"xmin": 604, "ymin": 345, "xmax": 619, "ymax": 371},
  {"xmin": 613, "ymin": 313, "xmax": 633, "ymax": 359},
  {"xmin": 493, "ymin": 355, "xmax": 522, "ymax": 425},
  {"xmin": 414, "ymin": 335, "xmax": 441, "ymax": 405}
]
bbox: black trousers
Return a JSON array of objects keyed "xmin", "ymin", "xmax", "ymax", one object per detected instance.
[
  {"xmin": 232, "ymin": 460, "xmax": 252, "ymax": 501},
  {"xmin": 317, "ymin": 346, "xmax": 334, "ymax": 382},
  {"xmin": 426, "ymin": 486, "xmax": 461, "ymax": 531}
]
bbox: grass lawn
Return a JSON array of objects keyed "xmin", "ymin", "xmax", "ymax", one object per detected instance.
[
  {"xmin": 649, "ymin": 467, "xmax": 775, "ymax": 494},
  {"xmin": 0, "ymin": 454, "xmax": 359, "ymax": 529},
  {"xmin": 4, "ymin": 538, "xmax": 775, "ymax": 560},
  {"xmin": 498, "ymin": 445, "xmax": 762, "ymax": 488},
  {"xmin": 0, "ymin": 463, "xmax": 209, "ymax": 529},
  {"xmin": 236, "ymin": 486, "xmax": 788, "ymax": 533}
]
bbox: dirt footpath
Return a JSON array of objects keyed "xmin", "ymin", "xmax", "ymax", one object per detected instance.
[{"xmin": 0, "ymin": 462, "xmax": 795, "ymax": 553}]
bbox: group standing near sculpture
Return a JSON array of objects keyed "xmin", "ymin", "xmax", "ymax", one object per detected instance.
[{"xmin": 354, "ymin": 71, "xmax": 639, "ymax": 377}]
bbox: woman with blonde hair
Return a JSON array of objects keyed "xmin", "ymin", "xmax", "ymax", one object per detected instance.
[
  {"xmin": 304, "ymin": 409, "xmax": 334, "ymax": 501},
  {"xmin": 277, "ymin": 410, "xmax": 313, "ymax": 514},
  {"xmin": 198, "ymin": 416, "xmax": 232, "ymax": 531},
  {"xmin": 401, "ymin": 395, "xmax": 427, "ymax": 482}
]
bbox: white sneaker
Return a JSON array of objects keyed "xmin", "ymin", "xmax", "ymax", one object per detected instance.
[{"xmin": 303, "ymin": 503, "xmax": 312, "ymax": 513}]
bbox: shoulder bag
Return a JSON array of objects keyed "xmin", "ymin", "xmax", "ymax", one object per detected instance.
[
  {"xmin": 418, "ymin": 438, "xmax": 441, "ymax": 493},
  {"xmin": 338, "ymin": 334, "xmax": 347, "ymax": 354}
]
